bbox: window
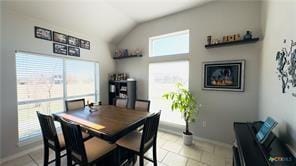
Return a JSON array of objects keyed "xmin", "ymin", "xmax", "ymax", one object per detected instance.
[
  {"xmin": 16, "ymin": 52, "xmax": 99, "ymax": 142},
  {"xmin": 149, "ymin": 61, "xmax": 189, "ymax": 125},
  {"xmin": 149, "ymin": 30, "xmax": 189, "ymax": 57}
]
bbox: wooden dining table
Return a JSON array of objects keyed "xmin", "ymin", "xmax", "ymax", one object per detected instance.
[{"xmin": 53, "ymin": 105, "xmax": 151, "ymax": 143}]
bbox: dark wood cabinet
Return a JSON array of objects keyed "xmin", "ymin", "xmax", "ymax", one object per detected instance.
[{"xmin": 108, "ymin": 80, "xmax": 136, "ymax": 109}]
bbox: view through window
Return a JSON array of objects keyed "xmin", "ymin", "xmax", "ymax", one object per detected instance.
[
  {"xmin": 16, "ymin": 52, "xmax": 99, "ymax": 142},
  {"xmin": 149, "ymin": 61, "xmax": 189, "ymax": 125}
]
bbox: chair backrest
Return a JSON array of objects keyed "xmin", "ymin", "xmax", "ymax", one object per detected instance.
[
  {"xmin": 60, "ymin": 118, "xmax": 87, "ymax": 163},
  {"xmin": 134, "ymin": 99, "xmax": 150, "ymax": 112},
  {"xmin": 36, "ymin": 112, "xmax": 60, "ymax": 147},
  {"xmin": 140, "ymin": 111, "xmax": 161, "ymax": 152},
  {"xmin": 65, "ymin": 99, "xmax": 85, "ymax": 111},
  {"xmin": 115, "ymin": 98, "xmax": 128, "ymax": 108}
]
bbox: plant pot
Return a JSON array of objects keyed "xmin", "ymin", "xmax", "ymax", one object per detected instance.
[{"xmin": 183, "ymin": 132, "xmax": 193, "ymax": 146}]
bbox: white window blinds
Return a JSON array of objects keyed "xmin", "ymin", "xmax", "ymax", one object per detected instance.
[{"xmin": 16, "ymin": 52, "xmax": 99, "ymax": 142}]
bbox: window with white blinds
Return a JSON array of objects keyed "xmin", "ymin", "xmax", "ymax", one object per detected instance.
[{"xmin": 16, "ymin": 52, "xmax": 99, "ymax": 142}]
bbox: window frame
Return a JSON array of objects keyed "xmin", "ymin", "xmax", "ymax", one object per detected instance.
[
  {"xmin": 149, "ymin": 30, "xmax": 190, "ymax": 57},
  {"xmin": 15, "ymin": 51, "xmax": 100, "ymax": 143}
]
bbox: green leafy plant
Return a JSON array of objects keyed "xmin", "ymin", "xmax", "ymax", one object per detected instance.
[{"xmin": 163, "ymin": 83, "xmax": 199, "ymax": 135}]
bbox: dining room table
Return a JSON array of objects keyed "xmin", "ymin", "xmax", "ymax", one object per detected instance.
[{"xmin": 53, "ymin": 104, "xmax": 151, "ymax": 143}]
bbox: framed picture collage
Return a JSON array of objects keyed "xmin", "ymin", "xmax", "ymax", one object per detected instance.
[{"xmin": 34, "ymin": 26, "xmax": 90, "ymax": 57}]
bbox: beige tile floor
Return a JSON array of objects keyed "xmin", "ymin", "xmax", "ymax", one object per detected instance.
[{"xmin": 1, "ymin": 131, "xmax": 232, "ymax": 166}]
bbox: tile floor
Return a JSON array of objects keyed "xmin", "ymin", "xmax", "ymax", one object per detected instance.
[{"xmin": 1, "ymin": 131, "xmax": 233, "ymax": 166}]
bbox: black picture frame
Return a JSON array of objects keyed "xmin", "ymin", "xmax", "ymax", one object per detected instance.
[
  {"xmin": 34, "ymin": 26, "xmax": 52, "ymax": 41},
  {"xmin": 202, "ymin": 60, "xmax": 245, "ymax": 92},
  {"xmin": 53, "ymin": 43, "xmax": 67, "ymax": 55},
  {"xmin": 68, "ymin": 36, "xmax": 80, "ymax": 47},
  {"xmin": 68, "ymin": 46, "xmax": 80, "ymax": 57},
  {"xmin": 80, "ymin": 39, "xmax": 90, "ymax": 50},
  {"xmin": 53, "ymin": 31, "xmax": 68, "ymax": 44}
]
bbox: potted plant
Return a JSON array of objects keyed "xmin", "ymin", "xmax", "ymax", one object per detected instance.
[{"xmin": 162, "ymin": 83, "xmax": 200, "ymax": 145}]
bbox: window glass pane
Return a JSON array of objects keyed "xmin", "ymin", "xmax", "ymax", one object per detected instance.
[
  {"xmin": 66, "ymin": 60, "xmax": 95, "ymax": 97},
  {"xmin": 18, "ymin": 100, "xmax": 63, "ymax": 141},
  {"xmin": 149, "ymin": 61, "xmax": 189, "ymax": 125},
  {"xmin": 16, "ymin": 53, "xmax": 63, "ymax": 102},
  {"xmin": 16, "ymin": 52, "xmax": 99, "ymax": 142},
  {"xmin": 150, "ymin": 30, "xmax": 189, "ymax": 57}
]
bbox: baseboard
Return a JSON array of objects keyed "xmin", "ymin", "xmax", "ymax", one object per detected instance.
[
  {"xmin": 0, "ymin": 145, "xmax": 43, "ymax": 164},
  {"xmin": 159, "ymin": 127, "xmax": 232, "ymax": 148},
  {"xmin": 286, "ymin": 144, "xmax": 296, "ymax": 157}
]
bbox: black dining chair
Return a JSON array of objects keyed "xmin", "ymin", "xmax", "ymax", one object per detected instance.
[
  {"xmin": 60, "ymin": 118, "xmax": 117, "ymax": 166},
  {"xmin": 116, "ymin": 111, "xmax": 161, "ymax": 166},
  {"xmin": 65, "ymin": 99, "xmax": 85, "ymax": 112},
  {"xmin": 114, "ymin": 98, "xmax": 128, "ymax": 108},
  {"xmin": 134, "ymin": 99, "xmax": 150, "ymax": 112},
  {"xmin": 37, "ymin": 111, "xmax": 67, "ymax": 166}
]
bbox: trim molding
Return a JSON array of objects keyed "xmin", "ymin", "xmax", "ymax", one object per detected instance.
[
  {"xmin": 159, "ymin": 127, "xmax": 232, "ymax": 148},
  {"xmin": 0, "ymin": 145, "xmax": 43, "ymax": 164}
]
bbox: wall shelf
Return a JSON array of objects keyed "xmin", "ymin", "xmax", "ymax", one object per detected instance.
[
  {"xmin": 113, "ymin": 54, "xmax": 142, "ymax": 59},
  {"xmin": 205, "ymin": 38, "xmax": 259, "ymax": 48}
]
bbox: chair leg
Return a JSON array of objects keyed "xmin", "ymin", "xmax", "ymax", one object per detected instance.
[
  {"xmin": 153, "ymin": 145, "xmax": 158, "ymax": 166},
  {"xmin": 55, "ymin": 150, "xmax": 61, "ymax": 166},
  {"xmin": 139, "ymin": 154, "xmax": 144, "ymax": 166},
  {"xmin": 66, "ymin": 152, "xmax": 72, "ymax": 166},
  {"xmin": 43, "ymin": 144, "xmax": 49, "ymax": 166}
]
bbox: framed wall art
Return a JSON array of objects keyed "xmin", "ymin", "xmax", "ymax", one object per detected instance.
[
  {"xmin": 53, "ymin": 31, "xmax": 68, "ymax": 44},
  {"xmin": 68, "ymin": 46, "xmax": 80, "ymax": 57},
  {"xmin": 202, "ymin": 60, "xmax": 245, "ymax": 92},
  {"xmin": 35, "ymin": 26, "xmax": 52, "ymax": 41},
  {"xmin": 80, "ymin": 39, "xmax": 90, "ymax": 50},
  {"xmin": 53, "ymin": 43, "xmax": 67, "ymax": 55},
  {"xmin": 68, "ymin": 36, "xmax": 80, "ymax": 47}
]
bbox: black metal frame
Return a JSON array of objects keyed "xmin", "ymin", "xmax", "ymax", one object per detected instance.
[{"xmin": 37, "ymin": 112, "xmax": 66, "ymax": 166}]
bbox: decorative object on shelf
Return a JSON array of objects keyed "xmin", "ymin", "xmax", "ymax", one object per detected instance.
[
  {"xmin": 243, "ymin": 30, "xmax": 252, "ymax": 40},
  {"xmin": 207, "ymin": 36, "xmax": 212, "ymax": 45},
  {"xmin": 80, "ymin": 39, "xmax": 90, "ymax": 50},
  {"xmin": 228, "ymin": 35, "xmax": 235, "ymax": 42},
  {"xmin": 223, "ymin": 36, "xmax": 228, "ymax": 42},
  {"xmin": 113, "ymin": 48, "xmax": 143, "ymax": 59},
  {"xmin": 35, "ymin": 26, "xmax": 52, "ymax": 41},
  {"xmin": 133, "ymin": 48, "xmax": 143, "ymax": 56},
  {"xmin": 202, "ymin": 60, "xmax": 245, "ymax": 91},
  {"xmin": 53, "ymin": 31, "xmax": 68, "ymax": 44},
  {"xmin": 109, "ymin": 73, "xmax": 129, "ymax": 81},
  {"xmin": 205, "ymin": 31, "xmax": 259, "ymax": 48},
  {"xmin": 234, "ymin": 34, "xmax": 241, "ymax": 41},
  {"xmin": 275, "ymin": 39, "xmax": 296, "ymax": 97},
  {"xmin": 53, "ymin": 43, "xmax": 67, "ymax": 55},
  {"xmin": 68, "ymin": 46, "xmax": 80, "ymax": 57},
  {"xmin": 205, "ymin": 38, "xmax": 259, "ymax": 48},
  {"xmin": 68, "ymin": 36, "xmax": 80, "ymax": 47},
  {"xmin": 163, "ymin": 83, "xmax": 201, "ymax": 146}
]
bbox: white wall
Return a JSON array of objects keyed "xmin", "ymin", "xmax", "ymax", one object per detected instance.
[
  {"xmin": 0, "ymin": 8, "xmax": 115, "ymax": 158},
  {"xmin": 259, "ymin": 0, "xmax": 296, "ymax": 151},
  {"xmin": 116, "ymin": 1, "xmax": 262, "ymax": 144},
  {"xmin": 0, "ymin": 1, "xmax": 3, "ymax": 159}
]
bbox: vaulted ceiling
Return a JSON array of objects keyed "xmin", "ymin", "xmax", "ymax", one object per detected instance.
[{"xmin": 2, "ymin": 0, "xmax": 212, "ymax": 44}]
